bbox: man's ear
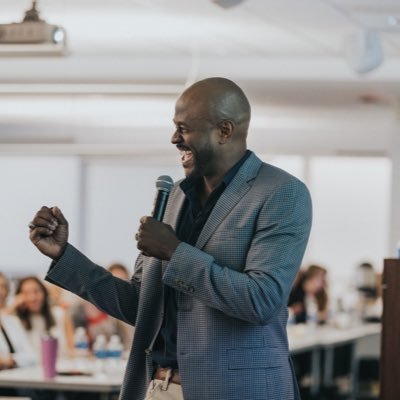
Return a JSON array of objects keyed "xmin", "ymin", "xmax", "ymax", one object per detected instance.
[{"xmin": 217, "ymin": 120, "xmax": 234, "ymax": 144}]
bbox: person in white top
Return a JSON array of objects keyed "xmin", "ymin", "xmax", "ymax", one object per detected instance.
[
  {"xmin": 13, "ymin": 275, "xmax": 74, "ymax": 357},
  {"xmin": 0, "ymin": 272, "xmax": 37, "ymax": 369},
  {"xmin": 0, "ymin": 313, "xmax": 37, "ymax": 368},
  {"xmin": 0, "ymin": 272, "xmax": 11, "ymax": 314}
]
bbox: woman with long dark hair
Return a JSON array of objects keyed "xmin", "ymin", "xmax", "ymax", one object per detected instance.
[
  {"xmin": 14, "ymin": 276, "xmax": 74, "ymax": 357},
  {"xmin": 288, "ymin": 264, "xmax": 328, "ymax": 324}
]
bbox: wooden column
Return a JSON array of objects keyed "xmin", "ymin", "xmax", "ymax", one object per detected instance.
[{"xmin": 380, "ymin": 258, "xmax": 400, "ymax": 399}]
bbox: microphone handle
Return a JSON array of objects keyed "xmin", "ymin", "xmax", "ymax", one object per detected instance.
[{"xmin": 152, "ymin": 190, "xmax": 169, "ymax": 221}]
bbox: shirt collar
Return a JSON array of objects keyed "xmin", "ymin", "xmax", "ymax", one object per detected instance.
[{"xmin": 180, "ymin": 150, "xmax": 251, "ymax": 195}]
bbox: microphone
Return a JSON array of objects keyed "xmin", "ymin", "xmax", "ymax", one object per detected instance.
[{"xmin": 152, "ymin": 175, "xmax": 174, "ymax": 221}]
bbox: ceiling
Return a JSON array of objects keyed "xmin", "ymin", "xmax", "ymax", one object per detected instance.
[{"xmin": 0, "ymin": 0, "xmax": 399, "ymax": 156}]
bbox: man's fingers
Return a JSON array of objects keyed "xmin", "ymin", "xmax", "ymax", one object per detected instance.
[
  {"xmin": 35, "ymin": 207, "xmax": 59, "ymax": 226},
  {"xmin": 30, "ymin": 206, "xmax": 68, "ymax": 231},
  {"xmin": 51, "ymin": 206, "xmax": 68, "ymax": 226},
  {"xmin": 30, "ymin": 216, "xmax": 58, "ymax": 230},
  {"xmin": 37, "ymin": 206, "xmax": 53, "ymax": 218},
  {"xmin": 30, "ymin": 226, "xmax": 54, "ymax": 240}
]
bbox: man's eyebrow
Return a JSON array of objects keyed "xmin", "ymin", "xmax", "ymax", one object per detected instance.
[{"xmin": 173, "ymin": 120, "xmax": 188, "ymax": 126}]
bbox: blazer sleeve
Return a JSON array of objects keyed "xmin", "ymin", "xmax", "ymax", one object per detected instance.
[
  {"xmin": 163, "ymin": 178, "xmax": 312, "ymax": 325},
  {"xmin": 46, "ymin": 244, "xmax": 141, "ymax": 325}
]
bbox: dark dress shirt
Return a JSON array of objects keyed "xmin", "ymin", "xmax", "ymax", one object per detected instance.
[{"xmin": 152, "ymin": 150, "xmax": 251, "ymax": 369}]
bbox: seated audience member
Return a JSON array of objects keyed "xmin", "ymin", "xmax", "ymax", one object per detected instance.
[
  {"xmin": 0, "ymin": 272, "xmax": 11, "ymax": 312},
  {"xmin": 355, "ymin": 262, "xmax": 377, "ymax": 298},
  {"xmin": 288, "ymin": 265, "xmax": 329, "ymax": 397},
  {"xmin": 355, "ymin": 262, "xmax": 382, "ymax": 322},
  {"xmin": 0, "ymin": 272, "xmax": 37, "ymax": 369},
  {"xmin": 71, "ymin": 263, "xmax": 134, "ymax": 351},
  {"xmin": 288, "ymin": 264, "xmax": 328, "ymax": 324},
  {"xmin": 107, "ymin": 262, "xmax": 130, "ymax": 280},
  {"xmin": 45, "ymin": 281, "xmax": 73, "ymax": 310},
  {"xmin": 107, "ymin": 263, "xmax": 134, "ymax": 351},
  {"xmin": 71, "ymin": 299, "xmax": 116, "ymax": 345},
  {"xmin": 0, "ymin": 272, "xmax": 18, "ymax": 316},
  {"xmin": 0, "ymin": 313, "xmax": 37, "ymax": 369},
  {"xmin": 13, "ymin": 276, "xmax": 74, "ymax": 357}
]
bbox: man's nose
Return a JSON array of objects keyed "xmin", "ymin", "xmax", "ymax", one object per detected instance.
[{"xmin": 171, "ymin": 130, "xmax": 182, "ymax": 144}]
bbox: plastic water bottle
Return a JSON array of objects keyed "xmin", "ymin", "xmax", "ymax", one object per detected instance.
[
  {"xmin": 73, "ymin": 327, "xmax": 89, "ymax": 370},
  {"xmin": 106, "ymin": 334, "xmax": 124, "ymax": 373},
  {"xmin": 74, "ymin": 327, "xmax": 89, "ymax": 357},
  {"xmin": 306, "ymin": 297, "xmax": 318, "ymax": 329},
  {"xmin": 93, "ymin": 334, "xmax": 108, "ymax": 375},
  {"xmin": 108, "ymin": 335, "xmax": 123, "ymax": 360}
]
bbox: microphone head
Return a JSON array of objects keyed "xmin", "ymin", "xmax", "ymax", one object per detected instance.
[{"xmin": 156, "ymin": 175, "xmax": 174, "ymax": 192}]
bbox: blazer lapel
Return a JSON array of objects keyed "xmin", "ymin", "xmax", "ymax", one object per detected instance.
[{"xmin": 196, "ymin": 152, "xmax": 262, "ymax": 250}]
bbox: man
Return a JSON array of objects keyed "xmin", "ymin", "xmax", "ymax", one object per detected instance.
[{"xmin": 29, "ymin": 77, "xmax": 312, "ymax": 400}]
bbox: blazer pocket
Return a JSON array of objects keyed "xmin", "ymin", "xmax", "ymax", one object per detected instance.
[{"xmin": 228, "ymin": 347, "xmax": 287, "ymax": 369}]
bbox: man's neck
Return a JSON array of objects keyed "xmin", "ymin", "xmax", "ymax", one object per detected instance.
[{"xmin": 201, "ymin": 149, "xmax": 248, "ymax": 199}]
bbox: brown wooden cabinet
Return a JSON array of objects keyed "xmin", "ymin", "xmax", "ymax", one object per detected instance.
[{"xmin": 380, "ymin": 258, "xmax": 400, "ymax": 399}]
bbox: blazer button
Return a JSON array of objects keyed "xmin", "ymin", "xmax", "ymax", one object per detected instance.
[{"xmin": 175, "ymin": 279, "xmax": 184, "ymax": 288}]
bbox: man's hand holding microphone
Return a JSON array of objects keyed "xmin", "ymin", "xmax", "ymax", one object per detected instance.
[{"xmin": 136, "ymin": 175, "xmax": 181, "ymax": 260}]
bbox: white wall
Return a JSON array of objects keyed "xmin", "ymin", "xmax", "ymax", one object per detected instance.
[
  {"xmin": 263, "ymin": 155, "xmax": 391, "ymax": 280},
  {"xmin": 306, "ymin": 157, "xmax": 391, "ymax": 277},
  {"xmin": 0, "ymin": 156, "xmax": 81, "ymax": 276}
]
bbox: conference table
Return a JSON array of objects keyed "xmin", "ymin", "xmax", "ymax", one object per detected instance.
[
  {"xmin": 0, "ymin": 322, "xmax": 380, "ymax": 399},
  {"xmin": 0, "ymin": 358, "xmax": 126, "ymax": 400},
  {"xmin": 288, "ymin": 322, "xmax": 381, "ymax": 395}
]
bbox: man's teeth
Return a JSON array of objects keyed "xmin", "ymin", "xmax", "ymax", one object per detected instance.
[{"xmin": 180, "ymin": 149, "xmax": 193, "ymax": 162}]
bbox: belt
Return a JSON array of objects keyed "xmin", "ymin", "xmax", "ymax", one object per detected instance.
[{"xmin": 153, "ymin": 366, "xmax": 181, "ymax": 385}]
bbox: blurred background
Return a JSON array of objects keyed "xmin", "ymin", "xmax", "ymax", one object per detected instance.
[
  {"xmin": 0, "ymin": 0, "xmax": 400, "ymax": 400},
  {"xmin": 1, "ymin": 1, "xmax": 399, "ymax": 398}
]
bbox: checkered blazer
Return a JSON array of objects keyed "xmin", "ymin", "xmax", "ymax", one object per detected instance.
[{"xmin": 46, "ymin": 152, "xmax": 312, "ymax": 400}]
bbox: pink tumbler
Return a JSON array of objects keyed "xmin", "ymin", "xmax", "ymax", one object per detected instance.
[{"xmin": 41, "ymin": 335, "xmax": 58, "ymax": 379}]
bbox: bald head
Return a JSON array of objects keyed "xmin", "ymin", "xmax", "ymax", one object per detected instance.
[
  {"xmin": 172, "ymin": 77, "xmax": 251, "ymax": 184},
  {"xmin": 179, "ymin": 77, "xmax": 251, "ymax": 140}
]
